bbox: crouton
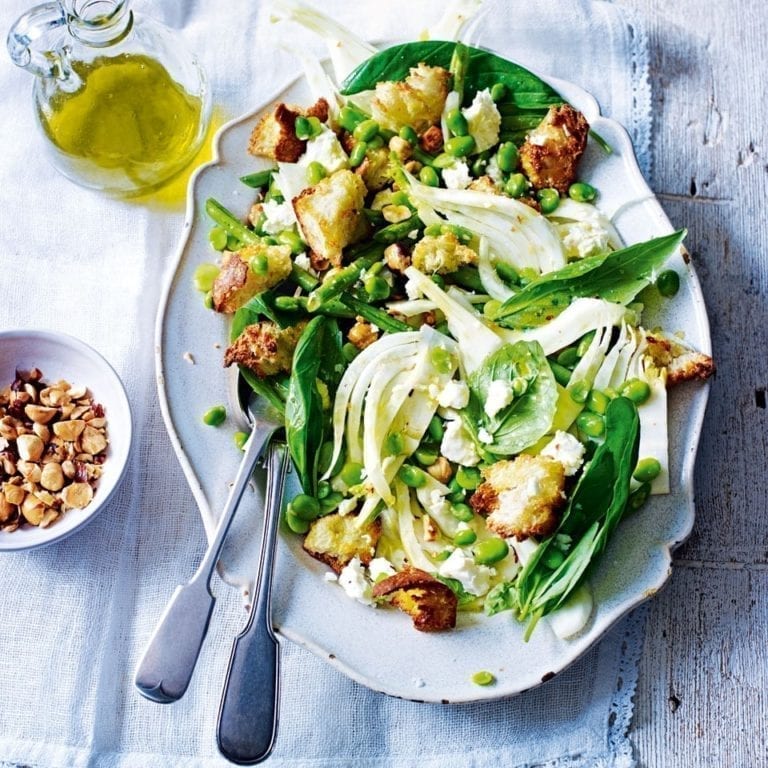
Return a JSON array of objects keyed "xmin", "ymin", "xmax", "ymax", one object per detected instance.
[
  {"xmin": 248, "ymin": 98, "xmax": 330, "ymax": 162},
  {"xmin": 347, "ymin": 317, "xmax": 380, "ymax": 350},
  {"xmin": 212, "ymin": 244, "xmax": 293, "ymax": 314},
  {"xmin": 370, "ymin": 63, "xmax": 451, "ymax": 133},
  {"xmin": 468, "ymin": 175, "xmax": 502, "ymax": 195},
  {"xmin": 303, "ymin": 512, "xmax": 381, "ymax": 574},
  {"xmin": 470, "ymin": 453, "xmax": 566, "ymax": 540},
  {"xmin": 419, "ymin": 125, "xmax": 444, "ymax": 154},
  {"xmin": 293, "ymin": 169, "xmax": 367, "ymax": 266},
  {"xmin": 354, "ymin": 146, "xmax": 393, "ymax": 192},
  {"xmin": 643, "ymin": 331, "xmax": 715, "ymax": 386},
  {"xmin": 411, "ymin": 232, "xmax": 478, "ymax": 275},
  {"xmin": 372, "ymin": 567, "xmax": 457, "ymax": 632},
  {"xmin": 223, "ymin": 320, "xmax": 305, "ymax": 378},
  {"xmin": 519, "ymin": 104, "xmax": 589, "ymax": 193}
]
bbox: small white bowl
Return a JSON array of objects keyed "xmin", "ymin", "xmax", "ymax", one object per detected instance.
[{"xmin": 0, "ymin": 329, "xmax": 132, "ymax": 551}]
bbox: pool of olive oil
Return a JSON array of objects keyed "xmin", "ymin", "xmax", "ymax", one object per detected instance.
[{"xmin": 37, "ymin": 53, "xmax": 204, "ymax": 195}]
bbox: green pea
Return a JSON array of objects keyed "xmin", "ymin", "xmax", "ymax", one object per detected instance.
[
  {"xmin": 319, "ymin": 491, "xmax": 344, "ymax": 514},
  {"xmin": 483, "ymin": 299, "xmax": 501, "ymax": 319},
  {"xmin": 318, "ymin": 440, "xmax": 340, "ymax": 476},
  {"xmin": 399, "ymin": 125, "xmax": 418, "ymax": 144},
  {"xmin": 317, "ymin": 480, "xmax": 331, "ymax": 500},
  {"xmin": 619, "ymin": 378, "xmax": 652, "ymax": 404},
  {"xmin": 451, "ymin": 502, "xmax": 474, "ymax": 522},
  {"xmin": 505, "ymin": 173, "xmax": 527, "ymax": 198},
  {"xmin": 435, "ymin": 550, "xmax": 453, "ymax": 562},
  {"xmin": 349, "ymin": 141, "xmax": 368, "ymax": 168},
  {"xmin": 208, "ymin": 226, "xmax": 228, "ymax": 251},
  {"xmin": 542, "ymin": 548, "xmax": 565, "ymax": 570},
  {"xmin": 472, "ymin": 670, "xmax": 496, "ymax": 686},
  {"xmin": 307, "ymin": 160, "xmax": 327, "ymax": 185},
  {"xmin": 576, "ymin": 411, "xmax": 605, "ymax": 439},
  {"xmin": 364, "ymin": 274, "xmax": 391, "ymax": 301},
  {"xmin": 627, "ymin": 482, "xmax": 651, "ymax": 512},
  {"xmin": 454, "ymin": 529, "xmax": 477, "ymax": 546},
  {"xmin": 568, "ymin": 181, "xmax": 597, "ymax": 202},
  {"xmin": 203, "ymin": 291, "xmax": 214, "ymax": 310},
  {"xmin": 446, "ymin": 108, "xmax": 469, "ymax": 137},
  {"xmin": 490, "ymin": 82, "xmax": 507, "ymax": 102},
  {"xmin": 415, "ymin": 446, "xmax": 439, "ymax": 466},
  {"xmin": 367, "ymin": 134, "xmax": 385, "ymax": 150},
  {"xmin": 432, "ymin": 152, "xmax": 457, "ymax": 169},
  {"xmin": 456, "ymin": 465, "xmax": 482, "ymax": 490},
  {"xmin": 338, "ymin": 106, "xmax": 366, "ymax": 132},
  {"xmin": 633, "ymin": 457, "xmax": 661, "ymax": 483},
  {"xmin": 576, "ymin": 331, "xmax": 596, "ymax": 358},
  {"xmin": 398, "ymin": 464, "xmax": 426, "ymax": 488},
  {"xmin": 226, "ymin": 234, "xmax": 241, "ymax": 251},
  {"xmin": 250, "ymin": 252, "xmax": 269, "ymax": 275},
  {"xmin": 586, "ymin": 389, "xmax": 610, "ymax": 415},
  {"xmin": 550, "ymin": 361, "xmax": 572, "ymax": 387},
  {"xmin": 353, "ymin": 119, "xmax": 380, "ymax": 142},
  {"xmin": 290, "ymin": 493, "xmax": 321, "ymax": 521},
  {"xmin": 656, "ymin": 269, "xmax": 680, "ymax": 297},
  {"xmin": 294, "ymin": 115, "xmax": 313, "ymax": 140},
  {"xmin": 427, "ymin": 415, "xmax": 444, "ymax": 443},
  {"xmin": 342, "ymin": 342, "xmax": 359, "ymax": 362},
  {"xmin": 308, "ymin": 116, "xmax": 323, "ymax": 136},
  {"xmin": 430, "ymin": 346, "xmax": 455, "ymax": 375},
  {"xmin": 253, "ymin": 212, "xmax": 268, "ymax": 236},
  {"xmin": 537, "ymin": 187, "xmax": 560, "ymax": 214},
  {"xmin": 444, "ymin": 135, "xmax": 476, "ymax": 158},
  {"xmin": 285, "ymin": 510, "xmax": 311, "ymax": 534},
  {"xmin": 496, "ymin": 142, "xmax": 519, "ymax": 173},
  {"xmin": 556, "ymin": 346, "xmax": 580, "ymax": 369},
  {"xmin": 194, "ymin": 262, "xmax": 220, "ymax": 293},
  {"xmin": 386, "ymin": 432, "xmax": 405, "ymax": 456},
  {"xmin": 276, "ymin": 229, "xmax": 306, "ymax": 255},
  {"xmin": 419, "ymin": 165, "xmax": 440, "ymax": 187},
  {"xmin": 233, "ymin": 431, "xmax": 249, "ymax": 450},
  {"xmin": 474, "ymin": 538, "xmax": 509, "ymax": 565},
  {"xmin": 339, "ymin": 461, "xmax": 364, "ymax": 486},
  {"xmin": 202, "ymin": 405, "xmax": 226, "ymax": 426}
]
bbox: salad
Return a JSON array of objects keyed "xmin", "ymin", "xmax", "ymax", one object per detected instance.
[{"xmin": 194, "ymin": 2, "xmax": 713, "ymax": 639}]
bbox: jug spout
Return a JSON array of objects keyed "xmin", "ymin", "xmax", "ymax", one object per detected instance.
[{"xmin": 7, "ymin": 2, "xmax": 72, "ymax": 80}]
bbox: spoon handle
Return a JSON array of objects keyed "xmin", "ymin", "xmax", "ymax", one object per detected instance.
[{"xmin": 217, "ymin": 441, "xmax": 290, "ymax": 765}]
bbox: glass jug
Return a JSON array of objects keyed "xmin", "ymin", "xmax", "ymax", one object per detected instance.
[{"xmin": 7, "ymin": 0, "xmax": 211, "ymax": 197}]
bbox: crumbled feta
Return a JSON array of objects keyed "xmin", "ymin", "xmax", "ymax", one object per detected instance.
[
  {"xmin": 441, "ymin": 160, "xmax": 473, "ymax": 190},
  {"xmin": 300, "ymin": 127, "xmax": 349, "ymax": 174},
  {"xmin": 338, "ymin": 557, "xmax": 374, "ymax": 605},
  {"xmin": 541, "ymin": 430, "xmax": 586, "ymax": 476},
  {"xmin": 486, "ymin": 155, "xmax": 505, "ymax": 186},
  {"xmin": 478, "ymin": 427, "xmax": 494, "ymax": 444},
  {"xmin": 560, "ymin": 220, "xmax": 611, "ymax": 259},
  {"xmin": 337, "ymin": 497, "xmax": 359, "ymax": 516},
  {"xmin": 440, "ymin": 416, "xmax": 480, "ymax": 466},
  {"xmin": 293, "ymin": 251, "xmax": 316, "ymax": 275},
  {"xmin": 405, "ymin": 277, "xmax": 423, "ymax": 300},
  {"xmin": 438, "ymin": 548, "xmax": 495, "ymax": 596},
  {"xmin": 324, "ymin": 571, "xmax": 338, "ymax": 583},
  {"xmin": 260, "ymin": 199, "xmax": 297, "ymax": 235},
  {"xmin": 437, "ymin": 379, "xmax": 470, "ymax": 409},
  {"xmin": 368, "ymin": 557, "xmax": 396, "ymax": 582},
  {"xmin": 484, "ymin": 379, "xmax": 515, "ymax": 418},
  {"xmin": 462, "ymin": 89, "xmax": 502, "ymax": 153}
]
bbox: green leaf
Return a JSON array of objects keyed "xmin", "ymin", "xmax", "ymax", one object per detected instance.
[
  {"xmin": 466, "ymin": 340, "xmax": 558, "ymax": 456},
  {"xmin": 340, "ymin": 41, "xmax": 562, "ymax": 112},
  {"xmin": 494, "ymin": 230, "xmax": 687, "ymax": 329},
  {"xmin": 484, "ymin": 581, "xmax": 518, "ymax": 616},
  {"xmin": 434, "ymin": 575, "xmax": 476, "ymax": 606},
  {"xmin": 231, "ymin": 292, "xmax": 293, "ymax": 340}
]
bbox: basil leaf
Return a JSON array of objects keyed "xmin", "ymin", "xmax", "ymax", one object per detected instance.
[
  {"xmin": 484, "ymin": 581, "xmax": 518, "ymax": 616},
  {"xmin": 495, "ymin": 230, "xmax": 687, "ymax": 329},
  {"xmin": 230, "ymin": 291, "xmax": 293, "ymax": 340}
]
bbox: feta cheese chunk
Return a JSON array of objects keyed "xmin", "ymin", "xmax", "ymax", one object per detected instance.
[
  {"xmin": 368, "ymin": 557, "xmax": 397, "ymax": 582},
  {"xmin": 478, "ymin": 427, "xmax": 494, "ymax": 444},
  {"xmin": 338, "ymin": 557, "xmax": 374, "ymax": 605},
  {"xmin": 541, "ymin": 430, "xmax": 586, "ymax": 476},
  {"xmin": 438, "ymin": 548, "xmax": 495, "ymax": 596},
  {"xmin": 440, "ymin": 416, "xmax": 480, "ymax": 466},
  {"xmin": 560, "ymin": 220, "xmax": 611, "ymax": 259},
  {"xmin": 462, "ymin": 89, "xmax": 502, "ymax": 153},
  {"xmin": 484, "ymin": 379, "xmax": 515, "ymax": 418},
  {"xmin": 437, "ymin": 379, "xmax": 470, "ymax": 409},
  {"xmin": 301, "ymin": 127, "xmax": 349, "ymax": 174},
  {"xmin": 441, "ymin": 160, "xmax": 472, "ymax": 190},
  {"xmin": 260, "ymin": 199, "xmax": 297, "ymax": 234}
]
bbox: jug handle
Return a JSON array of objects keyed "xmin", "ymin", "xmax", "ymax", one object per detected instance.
[{"xmin": 7, "ymin": 2, "xmax": 70, "ymax": 79}]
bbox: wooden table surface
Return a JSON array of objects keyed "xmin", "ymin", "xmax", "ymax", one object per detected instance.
[{"xmin": 615, "ymin": 1, "xmax": 767, "ymax": 765}]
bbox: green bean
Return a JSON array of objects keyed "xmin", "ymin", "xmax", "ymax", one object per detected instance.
[
  {"xmin": 412, "ymin": 146, "xmax": 437, "ymax": 166},
  {"xmin": 537, "ymin": 188, "xmax": 560, "ymax": 214},
  {"xmin": 495, "ymin": 261, "xmax": 519, "ymax": 286},
  {"xmin": 447, "ymin": 265, "xmax": 484, "ymax": 292},
  {"xmin": 397, "ymin": 464, "xmax": 426, "ymax": 488},
  {"xmin": 205, "ymin": 198, "xmax": 260, "ymax": 246},
  {"xmin": 454, "ymin": 529, "xmax": 477, "ymax": 546},
  {"xmin": 556, "ymin": 346, "xmax": 580, "ymax": 368},
  {"xmin": 496, "ymin": 142, "xmax": 519, "ymax": 173},
  {"xmin": 444, "ymin": 135, "xmax": 476, "ymax": 158},
  {"xmin": 576, "ymin": 331, "xmax": 596, "ymax": 358},
  {"xmin": 240, "ymin": 168, "xmax": 275, "ymax": 189},
  {"xmin": 341, "ymin": 342, "xmax": 359, "ymax": 362},
  {"xmin": 446, "ymin": 108, "xmax": 469, "ymax": 137},
  {"xmin": 273, "ymin": 295, "xmax": 354, "ymax": 318},
  {"xmin": 474, "ymin": 538, "xmax": 509, "ymax": 565},
  {"xmin": 339, "ymin": 295, "xmax": 411, "ymax": 333},
  {"xmin": 568, "ymin": 181, "xmax": 597, "ymax": 202},
  {"xmin": 656, "ymin": 269, "xmax": 680, "ymax": 297},
  {"xmin": 372, "ymin": 214, "xmax": 422, "ymax": 244},
  {"xmin": 288, "ymin": 263, "xmax": 320, "ymax": 292},
  {"xmin": 549, "ymin": 361, "xmax": 572, "ymax": 387},
  {"xmin": 202, "ymin": 405, "xmax": 226, "ymax": 426},
  {"xmin": 449, "ymin": 41, "xmax": 470, "ymax": 102},
  {"xmin": 633, "ymin": 457, "xmax": 661, "ymax": 483},
  {"xmin": 619, "ymin": 378, "xmax": 652, "ymax": 404},
  {"xmin": 305, "ymin": 244, "xmax": 385, "ymax": 311}
]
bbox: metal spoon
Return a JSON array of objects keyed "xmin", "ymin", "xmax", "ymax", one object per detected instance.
[
  {"xmin": 134, "ymin": 391, "xmax": 283, "ymax": 704},
  {"xmin": 216, "ymin": 439, "xmax": 290, "ymax": 765}
]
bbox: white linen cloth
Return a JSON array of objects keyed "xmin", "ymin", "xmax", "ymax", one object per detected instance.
[{"xmin": 0, "ymin": 0, "xmax": 651, "ymax": 765}]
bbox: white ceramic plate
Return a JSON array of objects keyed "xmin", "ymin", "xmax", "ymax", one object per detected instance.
[
  {"xmin": 0, "ymin": 329, "xmax": 133, "ymax": 551},
  {"xmin": 156, "ymin": 60, "xmax": 711, "ymax": 703}
]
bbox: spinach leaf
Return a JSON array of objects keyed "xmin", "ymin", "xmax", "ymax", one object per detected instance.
[
  {"xmin": 340, "ymin": 41, "xmax": 562, "ymax": 113},
  {"xmin": 230, "ymin": 291, "xmax": 293, "ymax": 340},
  {"xmin": 239, "ymin": 367, "xmax": 286, "ymax": 418},
  {"xmin": 466, "ymin": 340, "xmax": 557, "ymax": 456},
  {"xmin": 494, "ymin": 230, "xmax": 686, "ymax": 329},
  {"xmin": 285, "ymin": 316, "xmax": 343, "ymax": 495},
  {"xmin": 484, "ymin": 581, "xmax": 518, "ymax": 616},
  {"xmin": 514, "ymin": 397, "xmax": 640, "ymax": 627}
]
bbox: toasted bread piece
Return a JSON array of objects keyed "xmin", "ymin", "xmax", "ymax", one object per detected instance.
[
  {"xmin": 643, "ymin": 331, "xmax": 715, "ymax": 386},
  {"xmin": 471, "ymin": 453, "xmax": 566, "ymax": 540},
  {"xmin": 212, "ymin": 244, "xmax": 292, "ymax": 314},
  {"xmin": 372, "ymin": 567, "xmax": 457, "ymax": 632},
  {"xmin": 223, "ymin": 320, "xmax": 305, "ymax": 378},
  {"xmin": 248, "ymin": 98, "xmax": 330, "ymax": 162},
  {"xmin": 303, "ymin": 512, "xmax": 381, "ymax": 574},
  {"xmin": 519, "ymin": 104, "xmax": 589, "ymax": 193}
]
